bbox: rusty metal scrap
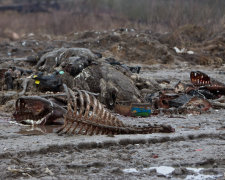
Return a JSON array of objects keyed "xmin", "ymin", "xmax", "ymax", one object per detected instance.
[{"xmin": 57, "ymin": 86, "xmax": 175, "ymax": 135}]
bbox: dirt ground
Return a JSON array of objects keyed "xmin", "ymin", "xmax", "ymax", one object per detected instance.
[{"xmin": 0, "ymin": 65, "xmax": 225, "ymax": 180}]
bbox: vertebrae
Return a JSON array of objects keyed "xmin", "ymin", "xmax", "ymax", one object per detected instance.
[{"xmin": 57, "ymin": 86, "xmax": 174, "ymax": 136}]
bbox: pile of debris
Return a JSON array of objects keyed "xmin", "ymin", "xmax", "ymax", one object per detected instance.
[
  {"xmin": 1, "ymin": 25, "xmax": 225, "ymax": 65},
  {"xmin": 0, "ymin": 45, "xmax": 224, "ymax": 136}
]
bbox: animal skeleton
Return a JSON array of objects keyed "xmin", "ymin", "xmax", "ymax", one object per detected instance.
[{"xmin": 57, "ymin": 85, "xmax": 175, "ymax": 135}]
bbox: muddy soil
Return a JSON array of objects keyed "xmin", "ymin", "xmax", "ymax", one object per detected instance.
[{"xmin": 0, "ymin": 65, "xmax": 225, "ymax": 180}]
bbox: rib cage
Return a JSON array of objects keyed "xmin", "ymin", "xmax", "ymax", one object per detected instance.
[{"xmin": 57, "ymin": 85, "xmax": 175, "ymax": 136}]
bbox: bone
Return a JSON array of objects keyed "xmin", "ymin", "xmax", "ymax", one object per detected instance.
[
  {"xmin": 13, "ymin": 96, "xmax": 67, "ymax": 125},
  {"xmin": 58, "ymin": 86, "xmax": 174, "ymax": 136}
]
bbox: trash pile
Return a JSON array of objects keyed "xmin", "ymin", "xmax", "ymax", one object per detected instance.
[{"xmin": 0, "ymin": 27, "xmax": 225, "ymax": 135}]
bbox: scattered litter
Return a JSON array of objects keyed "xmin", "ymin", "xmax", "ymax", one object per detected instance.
[
  {"xmin": 115, "ymin": 102, "xmax": 151, "ymax": 117},
  {"xmin": 195, "ymin": 149, "xmax": 203, "ymax": 151},
  {"xmin": 131, "ymin": 106, "xmax": 151, "ymax": 117},
  {"xmin": 22, "ymin": 41, "xmax": 26, "ymax": 46},
  {"xmin": 7, "ymin": 166, "xmax": 32, "ymax": 177},
  {"xmin": 35, "ymin": 80, "xmax": 40, "ymax": 84},
  {"xmin": 152, "ymin": 154, "xmax": 159, "ymax": 158},
  {"xmin": 185, "ymin": 174, "xmax": 222, "ymax": 180},
  {"xmin": 45, "ymin": 167, "xmax": 54, "ymax": 176},
  {"xmin": 185, "ymin": 167, "xmax": 222, "ymax": 180},
  {"xmin": 123, "ymin": 168, "xmax": 139, "ymax": 173},
  {"xmin": 186, "ymin": 167, "xmax": 203, "ymax": 173},
  {"xmin": 144, "ymin": 166, "xmax": 174, "ymax": 176},
  {"xmin": 22, "ymin": 172, "xmax": 32, "ymax": 178},
  {"xmin": 143, "ymin": 166, "xmax": 223, "ymax": 179},
  {"xmin": 174, "ymin": 47, "xmax": 186, "ymax": 54},
  {"xmin": 9, "ymin": 121, "xmax": 30, "ymax": 126},
  {"xmin": 187, "ymin": 50, "xmax": 194, "ymax": 54},
  {"xmin": 174, "ymin": 47, "xmax": 194, "ymax": 54}
]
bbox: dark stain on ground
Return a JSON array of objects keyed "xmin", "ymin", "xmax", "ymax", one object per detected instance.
[{"xmin": 17, "ymin": 125, "xmax": 61, "ymax": 135}]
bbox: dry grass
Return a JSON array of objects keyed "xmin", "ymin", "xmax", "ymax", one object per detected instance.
[{"xmin": 0, "ymin": 0, "xmax": 224, "ymax": 37}]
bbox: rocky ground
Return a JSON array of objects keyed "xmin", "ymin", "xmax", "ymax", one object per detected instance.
[{"xmin": 0, "ymin": 26, "xmax": 225, "ymax": 179}]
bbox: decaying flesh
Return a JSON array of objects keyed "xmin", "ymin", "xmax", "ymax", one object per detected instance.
[
  {"xmin": 152, "ymin": 94, "xmax": 211, "ymax": 115},
  {"xmin": 148, "ymin": 71, "xmax": 220, "ymax": 115},
  {"xmin": 13, "ymin": 96, "xmax": 67, "ymax": 125},
  {"xmin": 57, "ymin": 86, "xmax": 175, "ymax": 135}
]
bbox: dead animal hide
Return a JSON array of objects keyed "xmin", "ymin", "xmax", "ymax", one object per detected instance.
[
  {"xmin": 13, "ymin": 96, "xmax": 67, "ymax": 125},
  {"xmin": 100, "ymin": 79, "xmax": 118, "ymax": 109}
]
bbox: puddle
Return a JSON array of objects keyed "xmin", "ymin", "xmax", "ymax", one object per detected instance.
[
  {"xmin": 2, "ymin": 118, "xmax": 61, "ymax": 135},
  {"xmin": 17, "ymin": 125, "xmax": 61, "ymax": 135},
  {"xmin": 0, "ymin": 112, "xmax": 62, "ymax": 135},
  {"xmin": 0, "ymin": 113, "xmax": 61, "ymax": 136}
]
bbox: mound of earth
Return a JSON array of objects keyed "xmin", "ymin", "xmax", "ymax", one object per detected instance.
[{"xmin": 0, "ymin": 25, "xmax": 225, "ymax": 67}]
